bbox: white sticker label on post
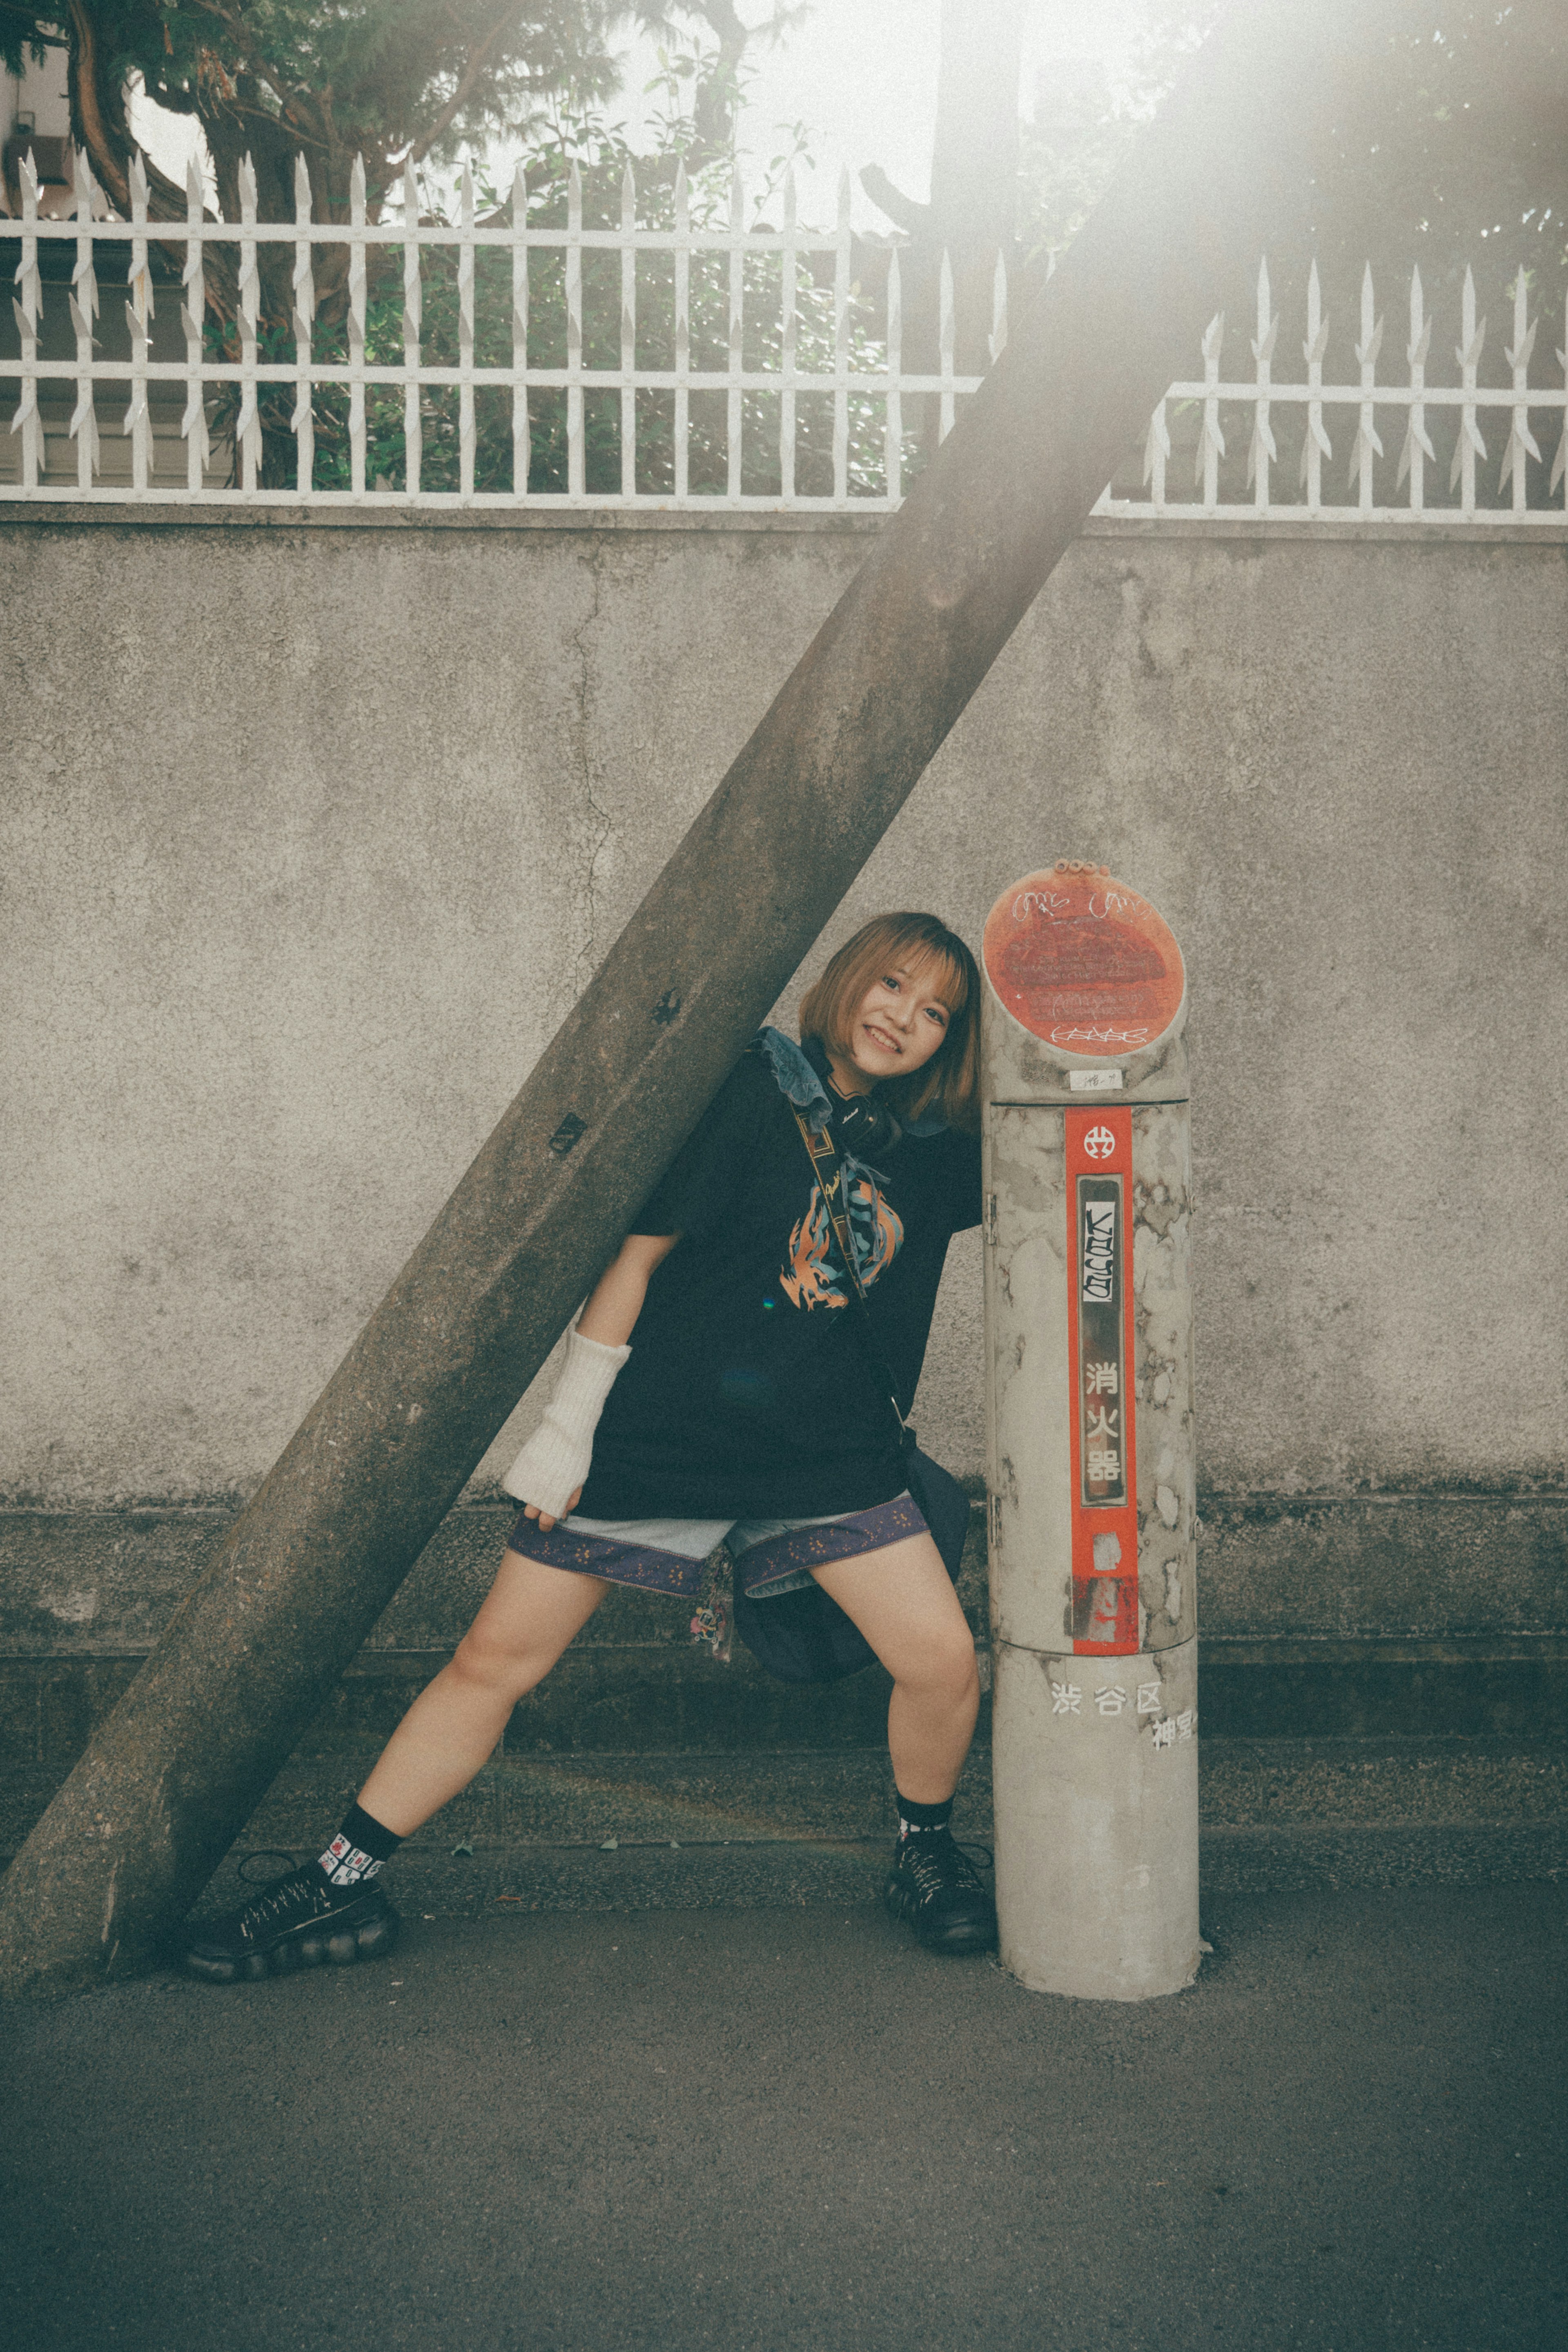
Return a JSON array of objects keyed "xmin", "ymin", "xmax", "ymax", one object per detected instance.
[{"xmin": 1069, "ymin": 1068, "xmax": 1123, "ymax": 1092}]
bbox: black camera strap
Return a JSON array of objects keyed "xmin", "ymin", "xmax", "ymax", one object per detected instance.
[
  {"xmin": 790, "ymin": 1107, "xmax": 913, "ymax": 1460},
  {"xmin": 788, "ymin": 1106, "xmax": 971, "ymax": 1592}
]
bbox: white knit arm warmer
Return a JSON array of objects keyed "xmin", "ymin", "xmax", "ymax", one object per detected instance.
[{"xmin": 501, "ymin": 1324, "xmax": 631, "ymax": 1518}]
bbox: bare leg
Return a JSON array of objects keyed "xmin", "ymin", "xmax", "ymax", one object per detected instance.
[
  {"xmin": 809, "ymin": 1533, "xmax": 980, "ymax": 1803},
  {"xmin": 355, "ymin": 1549, "xmax": 610, "ymax": 1837}
]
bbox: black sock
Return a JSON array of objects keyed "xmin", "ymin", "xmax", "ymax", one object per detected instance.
[
  {"xmin": 895, "ymin": 1791, "xmax": 954, "ymax": 1842},
  {"xmin": 315, "ymin": 1801, "xmax": 403, "ymax": 1890}
]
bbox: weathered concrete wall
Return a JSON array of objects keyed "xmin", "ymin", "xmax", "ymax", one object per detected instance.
[{"xmin": 2, "ymin": 511, "xmax": 1565, "ymax": 1639}]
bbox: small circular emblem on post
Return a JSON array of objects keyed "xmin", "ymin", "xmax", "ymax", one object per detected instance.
[
  {"xmin": 982, "ymin": 863, "xmax": 1185, "ymax": 1058},
  {"xmin": 1082, "ymin": 1124, "xmax": 1117, "ymax": 1160}
]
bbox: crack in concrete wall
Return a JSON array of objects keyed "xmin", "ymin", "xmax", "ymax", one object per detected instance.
[{"xmin": 567, "ymin": 540, "xmax": 612, "ymax": 997}]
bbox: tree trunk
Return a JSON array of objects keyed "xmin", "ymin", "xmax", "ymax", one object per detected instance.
[
  {"xmin": 864, "ymin": 0, "xmax": 1027, "ymax": 459},
  {"xmin": 929, "ymin": 0, "xmax": 1025, "ymax": 375}
]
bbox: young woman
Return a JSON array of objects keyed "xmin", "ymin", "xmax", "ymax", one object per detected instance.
[{"xmin": 183, "ymin": 912, "xmax": 995, "ymax": 1981}]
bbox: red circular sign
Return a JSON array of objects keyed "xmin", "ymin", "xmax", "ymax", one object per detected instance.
[{"xmin": 982, "ymin": 863, "xmax": 1185, "ymax": 1056}]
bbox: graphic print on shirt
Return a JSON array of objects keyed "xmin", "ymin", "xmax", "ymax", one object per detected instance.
[{"xmin": 780, "ymin": 1173, "xmax": 904, "ymax": 1309}]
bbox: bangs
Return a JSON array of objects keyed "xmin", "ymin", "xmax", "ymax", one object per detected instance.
[{"xmin": 903, "ymin": 942, "xmax": 970, "ymax": 1016}]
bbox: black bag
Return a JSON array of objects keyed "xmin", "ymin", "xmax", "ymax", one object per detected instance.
[{"xmin": 729, "ymin": 1111, "xmax": 972, "ymax": 1685}]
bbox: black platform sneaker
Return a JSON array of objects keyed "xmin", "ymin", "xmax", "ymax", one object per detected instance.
[
  {"xmin": 182, "ymin": 1859, "xmax": 400, "ymax": 1984},
  {"xmin": 883, "ymin": 1832, "xmax": 998, "ymax": 1955}
]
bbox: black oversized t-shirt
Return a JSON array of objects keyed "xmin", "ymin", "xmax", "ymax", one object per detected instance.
[{"xmin": 576, "ymin": 1046, "xmax": 982, "ymax": 1520}]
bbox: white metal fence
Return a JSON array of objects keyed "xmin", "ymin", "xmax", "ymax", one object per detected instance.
[
  {"xmin": 2, "ymin": 148, "xmax": 1000, "ymax": 508},
  {"xmin": 4, "ymin": 146, "xmax": 1566, "ymax": 524},
  {"xmin": 1107, "ymin": 255, "xmax": 1568, "ymax": 526}
]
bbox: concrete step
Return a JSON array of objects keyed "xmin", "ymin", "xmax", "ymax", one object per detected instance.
[
  {"xmin": 242, "ymin": 1732, "xmax": 1568, "ymax": 1846},
  {"xmin": 8, "ymin": 1737, "xmax": 1566, "ymax": 1906},
  {"xmin": 7, "ymin": 1502, "xmax": 1568, "ymax": 1754},
  {"xmin": 6, "ymin": 1634, "xmax": 1566, "ymax": 1790},
  {"xmin": 181, "ymin": 1817, "xmax": 1568, "ymax": 1923},
  {"xmin": 212, "ymin": 1731, "xmax": 1568, "ymax": 1905}
]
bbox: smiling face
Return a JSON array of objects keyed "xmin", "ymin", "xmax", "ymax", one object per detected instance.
[
  {"xmin": 831, "ymin": 957, "xmax": 956, "ymax": 1095},
  {"xmin": 797, "ymin": 912, "xmax": 981, "ymax": 1133}
]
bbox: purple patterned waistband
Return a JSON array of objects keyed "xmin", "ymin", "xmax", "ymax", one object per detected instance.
[
  {"xmin": 506, "ymin": 1492, "xmax": 929, "ymax": 1602},
  {"xmin": 736, "ymin": 1496, "xmax": 927, "ymax": 1595}
]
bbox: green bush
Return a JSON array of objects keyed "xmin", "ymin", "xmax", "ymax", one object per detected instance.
[{"xmin": 241, "ymin": 145, "xmax": 925, "ymax": 499}]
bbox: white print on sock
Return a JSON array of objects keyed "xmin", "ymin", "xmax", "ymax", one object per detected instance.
[{"xmin": 323, "ymin": 1844, "xmax": 382, "ymax": 1886}]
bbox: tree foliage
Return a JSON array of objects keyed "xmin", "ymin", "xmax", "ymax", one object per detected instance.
[
  {"xmin": 4, "ymin": 3, "xmax": 615, "ymax": 227},
  {"xmin": 0, "ymin": 2, "xmax": 814, "ymax": 484},
  {"xmin": 1019, "ymin": 0, "xmax": 1568, "ymax": 290},
  {"xmin": 1016, "ymin": 1, "xmax": 1568, "ymax": 512},
  {"xmin": 0, "ymin": 3, "xmax": 806, "ymax": 227}
]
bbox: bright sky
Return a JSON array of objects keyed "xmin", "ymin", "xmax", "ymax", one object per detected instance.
[
  {"xmin": 127, "ymin": 2, "xmax": 1156, "ymax": 228},
  {"xmin": 612, "ymin": 1, "xmax": 1154, "ymax": 226}
]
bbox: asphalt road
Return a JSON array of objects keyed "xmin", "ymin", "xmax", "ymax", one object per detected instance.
[{"xmin": 2, "ymin": 1883, "xmax": 1563, "ymax": 2352}]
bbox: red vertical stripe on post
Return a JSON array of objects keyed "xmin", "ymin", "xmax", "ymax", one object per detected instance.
[{"xmin": 1066, "ymin": 1107, "xmax": 1140, "ymax": 1656}]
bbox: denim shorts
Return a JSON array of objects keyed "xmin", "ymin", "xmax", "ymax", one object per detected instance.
[{"xmin": 506, "ymin": 1491, "xmax": 927, "ymax": 1602}]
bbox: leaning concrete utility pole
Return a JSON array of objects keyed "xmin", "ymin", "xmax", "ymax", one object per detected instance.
[{"xmin": 1, "ymin": 2, "xmax": 1384, "ymax": 1996}]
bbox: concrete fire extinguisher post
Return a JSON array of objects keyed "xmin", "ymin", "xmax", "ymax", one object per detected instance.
[{"xmin": 982, "ymin": 863, "xmax": 1196, "ymax": 2000}]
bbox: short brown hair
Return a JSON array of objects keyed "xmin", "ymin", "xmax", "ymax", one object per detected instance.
[{"xmin": 797, "ymin": 913, "xmax": 981, "ymax": 1134}]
